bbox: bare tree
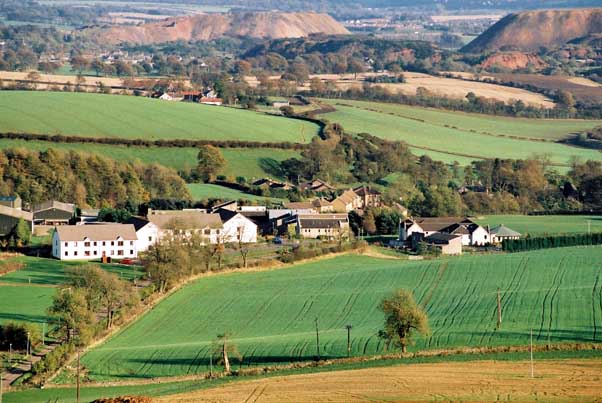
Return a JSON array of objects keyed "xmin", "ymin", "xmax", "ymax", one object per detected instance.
[{"xmin": 212, "ymin": 333, "xmax": 240, "ymax": 374}]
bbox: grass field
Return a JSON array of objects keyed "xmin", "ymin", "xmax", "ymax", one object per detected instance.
[
  {"xmin": 187, "ymin": 183, "xmax": 284, "ymax": 202},
  {"xmin": 79, "ymin": 247, "xmax": 602, "ymax": 381},
  {"xmin": 0, "ymin": 91, "xmax": 318, "ymax": 143},
  {"xmin": 474, "ymin": 215, "xmax": 602, "ymax": 236},
  {"xmin": 318, "ymin": 99, "xmax": 602, "ymax": 167},
  {"xmin": 0, "ymin": 139, "xmax": 299, "ymax": 179},
  {"xmin": 0, "ymin": 257, "xmax": 144, "ymax": 326}
]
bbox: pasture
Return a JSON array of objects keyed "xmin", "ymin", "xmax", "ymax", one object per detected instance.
[
  {"xmin": 317, "ymin": 99, "xmax": 602, "ymax": 167},
  {"xmin": 474, "ymin": 215, "xmax": 602, "ymax": 236},
  {"xmin": 0, "ymin": 91, "xmax": 318, "ymax": 143},
  {"xmin": 0, "ymin": 257, "xmax": 144, "ymax": 326},
  {"xmin": 0, "ymin": 139, "xmax": 299, "ymax": 179},
  {"xmin": 80, "ymin": 247, "xmax": 602, "ymax": 381},
  {"xmin": 187, "ymin": 183, "xmax": 284, "ymax": 202}
]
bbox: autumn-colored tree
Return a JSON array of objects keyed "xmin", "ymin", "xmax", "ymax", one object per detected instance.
[
  {"xmin": 378, "ymin": 289, "xmax": 429, "ymax": 353},
  {"xmin": 196, "ymin": 145, "xmax": 226, "ymax": 182}
]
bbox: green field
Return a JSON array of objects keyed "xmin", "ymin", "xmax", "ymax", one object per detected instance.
[
  {"xmin": 0, "ymin": 91, "xmax": 318, "ymax": 143},
  {"xmin": 474, "ymin": 215, "xmax": 602, "ymax": 236},
  {"xmin": 0, "ymin": 139, "xmax": 299, "ymax": 178},
  {"xmin": 0, "ymin": 257, "xmax": 144, "ymax": 326},
  {"xmin": 318, "ymin": 99, "xmax": 602, "ymax": 167},
  {"xmin": 79, "ymin": 247, "xmax": 602, "ymax": 381},
  {"xmin": 187, "ymin": 183, "xmax": 284, "ymax": 202}
]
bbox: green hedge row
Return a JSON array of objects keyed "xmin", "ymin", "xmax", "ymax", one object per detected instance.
[{"xmin": 502, "ymin": 233, "xmax": 602, "ymax": 252}]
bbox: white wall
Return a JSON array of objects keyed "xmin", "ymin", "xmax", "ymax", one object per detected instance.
[
  {"xmin": 53, "ymin": 232, "xmax": 138, "ymax": 261},
  {"xmin": 136, "ymin": 222, "xmax": 160, "ymax": 252},
  {"xmin": 222, "ymin": 214, "xmax": 257, "ymax": 243},
  {"xmin": 470, "ymin": 226, "xmax": 490, "ymax": 246}
]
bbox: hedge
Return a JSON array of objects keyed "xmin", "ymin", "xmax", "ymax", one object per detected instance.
[{"xmin": 502, "ymin": 232, "xmax": 602, "ymax": 252}]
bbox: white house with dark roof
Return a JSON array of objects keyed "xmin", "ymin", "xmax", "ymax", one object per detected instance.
[
  {"xmin": 296, "ymin": 214, "xmax": 350, "ymax": 239},
  {"xmin": 52, "ymin": 224, "xmax": 138, "ymax": 261},
  {"xmin": 217, "ymin": 209, "xmax": 258, "ymax": 243}
]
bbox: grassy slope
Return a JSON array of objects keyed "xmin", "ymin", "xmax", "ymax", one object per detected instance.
[
  {"xmin": 0, "ymin": 257, "xmax": 144, "ymax": 325},
  {"xmin": 187, "ymin": 183, "xmax": 284, "ymax": 202},
  {"xmin": 318, "ymin": 99, "xmax": 602, "ymax": 166},
  {"xmin": 474, "ymin": 215, "xmax": 602, "ymax": 236},
  {"xmin": 80, "ymin": 247, "xmax": 602, "ymax": 381},
  {"xmin": 0, "ymin": 91, "xmax": 318, "ymax": 142},
  {"xmin": 0, "ymin": 139, "xmax": 299, "ymax": 179}
]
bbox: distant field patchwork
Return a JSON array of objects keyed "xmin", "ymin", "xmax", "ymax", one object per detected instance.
[
  {"xmin": 81, "ymin": 247, "xmax": 602, "ymax": 381},
  {"xmin": 318, "ymin": 99, "xmax": 602, "ymax": 167},
  {"xmin": 0, "ymin": 91, "xmax": 318, "ymax": 143},
  {"xmin": 474, "ymin": 215, "xmax": 602, "ymax": 236},
  {"xmin": 187, "ymin": 183, "xmax": 284, "ymax": 202}
]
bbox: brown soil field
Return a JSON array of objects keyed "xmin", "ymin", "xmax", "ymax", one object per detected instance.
[
  {"xmin": 0, "ymin": 71, "xmax": 124, "ymax": 88},
  {"xmin": 155, "ymin": 359, "xmax": 602, "ymax": 403},
  {"xmin": 247, "ymin": 72, "xmax": 555, "ymax": 108}
]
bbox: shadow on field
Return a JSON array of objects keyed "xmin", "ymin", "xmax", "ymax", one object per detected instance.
[
  {"xmin": 258, "ymin": 158, "xmax": 285, "ymax": 178},
  {"xmin": 0, "ymin": 312, "xmax": 50, "ymax": 323}
]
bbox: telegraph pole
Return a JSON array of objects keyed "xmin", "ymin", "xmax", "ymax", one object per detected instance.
[
  {"xmin": 345, "ymin": 325, "xmax": 353, "ymax": 358},
  {"xmin": 530, "ymin": 328, "xmax": 534, "ymax": 378},
  {"xmin": 496, "ymin": 288, "xmax": 502, "ymax": 329},
  {"xmin": 314, "ymin": 317, "xmax": 320, "ymax": 361}
]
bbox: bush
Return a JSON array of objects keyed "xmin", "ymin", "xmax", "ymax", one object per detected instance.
[
  {"xmin": 0, "ymin": 322, "xmax": 41, "ymax": 350},
  {"xmin": 503, "ymin": 232, "xmax": 602, "ymax": 252}
]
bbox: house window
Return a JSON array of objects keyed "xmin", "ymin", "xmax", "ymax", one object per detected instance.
[
  {"xmin": 63, "ymin": 241, "xmax": 67, "ymax": 247},
  {"xmin": 204, "ymin": 229, "xmax": 210, "ymax": 235},
  {"xmin": 118, "ymin": 250, "xmax": 124, "ymax": 256},
  {"xmin": 84, "ymin": 242, "xmax": 90, "ymax": 247},
  {"xmin": 93, "ymin": 251, "xmax": 97, "ymax": 256},
  {"xmin": 93, "ymin": 242, "xmax": 97, "ymax": 246},
  {"xmin": 74, "ymin": 251, "xmax": 78, "ymax": 256},
  {"xmin": 74, "ymin": 242, "xmax": 78, "ymax": 247},
  {"xmin": 148, "ymin": 236, "xmax": 152, "ymax": 241},
  {"xmin": 130, "ymin": 241, "xmax": 134, "ymax": 246},
  {"xmin": 85, "ymin": 251, "xmax": 90, "ymax": 257},
  {"xmin": 130, "ymin": 250, "xmax": 134, "ymax": 255},
  {"xmin": 102, "ymin": 241, "xmax": 106, "ymax": 246},
  {"xmin": 118, "ymin": 241, "xmax": 124, "ymax": 246},
  {"xmin": 64, "ymin": 251, "xmax": 68, "ymax": 256}
]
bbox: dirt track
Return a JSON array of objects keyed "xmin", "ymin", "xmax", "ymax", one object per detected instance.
[{"xmin": 155, "ymin": 359, "xmax": 602, "ymax": 403}]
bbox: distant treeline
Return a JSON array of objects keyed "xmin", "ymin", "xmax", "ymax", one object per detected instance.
[{"xmin": 502, "ymin": 233, "xmax": 602, "ymax": 252}]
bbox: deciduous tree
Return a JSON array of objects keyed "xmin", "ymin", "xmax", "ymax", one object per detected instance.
[{"xmin": 378, "ymin": 289, "xmax": 429, "ymax": 353}]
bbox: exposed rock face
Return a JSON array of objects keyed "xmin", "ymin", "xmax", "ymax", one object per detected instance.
[
  {"xmin": 92, "ymin": 12, "xmax": 350, "ymax": 44},
  {"xmin": 463, "ymin": 8, "xmax": 602, "ymax": 53},
  {"xmin": 480, "ymin": 52, "xmax": 548, "ymax": 71}
]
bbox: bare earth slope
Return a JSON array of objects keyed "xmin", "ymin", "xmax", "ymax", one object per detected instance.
[
  {"xmin": 463, "ymin": 8, "xmax": 602, "ymax": 53},
  {"xmin": 93, "ymin": 12, "xmax": 350, "ymax": 44}
]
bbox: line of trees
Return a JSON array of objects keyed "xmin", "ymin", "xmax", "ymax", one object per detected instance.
[{"xmin": 502, "ymin": 233, "xmax": 602, "ymax": 252}]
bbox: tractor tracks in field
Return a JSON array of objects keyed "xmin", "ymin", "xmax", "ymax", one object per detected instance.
[
  {"xmin": 592, "ymin": 265, "xmax": 602, "ymax": 342},
  {"xmin": 538, "ymin": 257, "xmax": 568, "ymax": 342}
]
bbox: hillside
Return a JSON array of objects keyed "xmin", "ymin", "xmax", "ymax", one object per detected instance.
[
  {"xmin": 463, "ymin": 8, "xmax": 602, "ymax": 53},
  {"xmin": 90, "ymin": 12, "xmax": 350, "ymax": 44}
]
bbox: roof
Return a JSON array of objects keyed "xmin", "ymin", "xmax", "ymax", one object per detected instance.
[
  {"xmin": 335, "ymin": 189, "xmax": 360, "ymax": 205},
  {"xmin": 424, "ymin": 233, "xmax": 461, "ymax": 244},
  {"xmin": 284, "ymin": 201, "xmax": 314, "ymax": 210},
  {"xmin": 406, "ymin": 217, "xmax": 474, "ymax": 232},
  {"xmin": 200, "ymin": 97, "xmax": 223, "ymax": 102},
  {"xmin": 299, "ymin": 218, "xmax": 346, "ymax": 229},
  {"xmin": 55, "ymin": 224, "xmax": 137, "ymax": 241},
  {"xmin": 353, "ymin": 185, "xmax": 381, "ymax": 196},
  {"xmin": 0, "ymin": 205, "xmax": 33, "ymax": 221},
  {"xmin": 80, "ymin": 208, "xmax": 100, "ymax": 217},
  {"xmin": 217, "ymin": 209, "xmax": 238, "ymax": 223},
  {"xmin": 125, "ymin": 216, "xmax": 152, "ymax": 232},
  {"xmin": 312, "ymin": 198, "xmax": 333, "ymax": 208},
  {"xmin": 302, "ymin": 179, "xmax": 335, "ymax": 191},
  {"xmin": 490, "ymin": 225, "xmax": 522, "ymax": 237},
  {"xmin": 33, "ymin": 201, "xmax": 75, "ymax": 214},
  {"xmin": 148, "ymin": 211, "xmax": 223, "ymax": 230}
]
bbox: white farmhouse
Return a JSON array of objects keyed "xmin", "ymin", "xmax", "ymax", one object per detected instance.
[
  {"xmin": 399, "ymin": 217, "xmax": 491, "ymax": 246},
  {"xmin": 126, "ymin": 216, "xmax": 160, "ymax": 252},
  {"xmin": 147, "ymin": 210, "xmax": 223, "ymax": 245},
  {"xmin": 52, "ymin": 224, "xmax": 138, "ymax": 261},
  {"xmin": 218, "ymin": 209, "xmax": 258, "ymax": 243}
]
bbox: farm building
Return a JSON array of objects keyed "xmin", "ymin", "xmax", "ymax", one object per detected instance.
[
  {"xmin": 126, "ymin": 216, "xmax": 160, "ymax": 252},
  {"xmin": 32, "ymin": 201, "xmax": 75, "ymax": 225},
  {"xmin": 77, "ymin": 208, "xmax": 100, "ymax": 224},
  {"xmin": 52, "ymin": 224, "xmax": 138, "ymax": 261},
  {"xmin": 353, "ymin": 185, "xmax": 382, "ymax": 208},
  {"xmin": 217, "ymin": 209, "xmax": 258, "ymax": 243},
  {"xmin": 300, "ymin": 179, "xmax": 335, "ymax": 193},
  {"xmin": 285, "ymin": 198, "xmax": 334, "ymax": 213},
  {"xmin": 0, "ymin": 205, "xmax": 33, "ymax": 237},
  {"xmin": 332, "ymin": 189, "xmax": 363, "ymax": 213},
  {"xmin": 200, "ymin": 97, "xmax": 223, "ymax": 105},
  {"xmin": 411, "ymin": 232, "xmax": 463, "ymax": 255},
  {"xmin": 399, "ymin": 217, "xmax": 490, "ymax": 246},
  {"xmin": 0, "ymin": 195, "xmax": 22, "ymax": 210},
  {"xmin": 296, "ymin": 214, "xmax": 350, "ymax": 239},
  {"xmin": 489, "ymin": 225, "xmax": 522, "ymax": 244},
  {"xmin": 147, "ymin": 210, "xmax": 223, "ymax": 245}
]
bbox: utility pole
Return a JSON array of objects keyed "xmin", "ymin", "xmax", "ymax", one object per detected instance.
[
  {"xmin": 8, "ymin": 344, "xmax": 11, "ymax": 369},
  {"xmin": 26, "ymin": 332, "xmax": 30, "ymax": 359},
  {"xmin": 76, "ymin": 349, "xmax": 81, "ymax": 403},
  {"xmin": 209, "ymin": 352, "xmax": 213, "ymax": 378},
  {"xmin": 314, "ymin": 317, "xmax": 320, "ymax": 361},
  {"xmin": 530, "ymin": 328, "xmax": 534, "ymax": 379},
  {"xmin": 496, "ymin": 288, "xmax": 502, "ymax": 329},
  {"xmin": 588, "ymin": 220, "xmax": 591, "ymax": 234},
  {"xmin": 345, "ymin": 325, "xmax": 353, "ymax": 358},
  {"xmin": 42, "ymin": 322, "xmax": 46, "ymax": 346},
  {"xmin": 1, "ymin": 359, "xmax": 3, "ymax": 403}
]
